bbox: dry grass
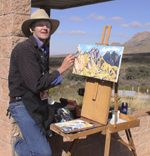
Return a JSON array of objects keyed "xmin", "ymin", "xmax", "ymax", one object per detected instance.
[
  {"xmin": 49, "ymin": 81, "xmax": 150, "ymax": 112},
  {"xmin": 110, "ymin": 95, "xmax": 150, "ymax": 113}
]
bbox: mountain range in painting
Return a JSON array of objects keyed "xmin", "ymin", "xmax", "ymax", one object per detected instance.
[{"xmin": 73, "ymin": 44, "xmax": 124, "ymax": 82}]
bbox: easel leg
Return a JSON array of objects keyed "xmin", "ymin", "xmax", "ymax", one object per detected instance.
[
  {"xmin": 104, "ymin": 129, "xmax": 111, "ymax": 156},
  {"xmin": 125, "ymin": 129, "xmax": 137, "ymax": 156},
  {"xmin": 66, "ymin": 139, "xmax": 78, "ymax": 156}
]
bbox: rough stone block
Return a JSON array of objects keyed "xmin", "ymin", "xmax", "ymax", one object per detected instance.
[
  {"xmin": 131, "ymin": 125, "xmax": 140, "ymax": 133},
  {"xmin": 1, "ymin": 36, "xmax": 27, "ymax": 58},
  {"xmin": 0, "ymin": 59, "xmax": 9, "ymax": 79},
  {"xmin": 0, "ymin": 78, "xmax": 1, "ymax": 98},
  {"xmin": 2, "ymin": 0, "xmax": 11, "ymax": 15},
  {"xmin": 12, "ymin": 0, "xmax": 31, "ymax": 14},
  {"xmin": 0, "ymin": 37, "xmax": 1, "ymax": 58},
  {"xmin": 133, "ymin": 109, "xmax": 150, "ymax": 118},
  {"xmin": 0, "ymin": 0, "xmax": 2, "ymax": 16},
  {"xmin": 136, "ymin": 144, "xmax": 147, "ymax": 156},
  {"xmin": 148, "ymin": 116, "xmax": 150, "ymax": 129},
  {"xmin": 132, "ymin": 132, "xmax": 140, "ymax": 146},
  {"xmin": 120, "ymin": 135, "xmax": 128, "ymax": 144},
  {"xmin": 1, "ymin": 37, "xmax": 12, "ymax": 58},
  {"xmin": 147, "ymin": 142, "xmax": 150, "ymax": 154},
  {"xmin": 0, "ymin": 14, "xmax": 29, "ymax": 37},
  {"xmin": 1, "ymin": 78, "xmax": 9, "ymax": 101},
  {"xmin": 0, "ymin": 120, "xmax": 12, "ymax": 143},
  {"xmin": 139, "ymin": 116, "xmax": 149, "ymax": 132},
  {"xmin": 0, "ymin": 99, "xmax": 12, "ymax": 123},
  {"xmin": 118, "ymin": 130, "xmax": 126, "ymax": 136},
  {"xmin": 0, "ymin": 15, "xmax": 13, "ymax": 37},
  {"xmin": 12, "ymin": 36, "xmax": 27, "ymax": 49},
  {"xmin": 140, "ymin": 129, "xmax": 150, "ymax": 144},
  {"xmin": 3, "ymin": 0, "xmax": 31, "ymax": 15},
  {"xmin": 0, "ymin": 140, "xmax": 11, "ymax": 156},
  {"xmin": 12, "ymin": 14, "xmax": 30, "ymax": 37}
]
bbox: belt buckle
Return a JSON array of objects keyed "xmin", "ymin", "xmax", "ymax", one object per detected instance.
[{"xmin": 16, "ymin": 97, "xmax": 21, "ymax": 100}]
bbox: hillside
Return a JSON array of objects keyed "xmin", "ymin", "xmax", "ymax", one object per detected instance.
[{"xmin": 111, "ymin": 31, "xmax": 150, "ymax": 54}]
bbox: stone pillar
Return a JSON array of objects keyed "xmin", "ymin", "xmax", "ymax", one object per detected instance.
[{"xmin": 0, "ymin": 0, "xmax": 31, "ymax": 155}]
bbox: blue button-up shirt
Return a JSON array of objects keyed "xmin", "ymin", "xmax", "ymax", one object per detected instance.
[{"xmin": 33, "ymin": 35, "xmax": 62, "ymax": 85}]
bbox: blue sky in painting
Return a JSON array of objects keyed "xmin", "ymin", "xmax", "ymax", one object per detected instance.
[{"xmin": 79, "ymin": 44, "xmax": 123, "ymax": 56}]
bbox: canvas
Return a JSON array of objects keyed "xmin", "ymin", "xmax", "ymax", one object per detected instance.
[{"xmin": 72, "ymin": 44, "xmax": 124, "ymax": 82}]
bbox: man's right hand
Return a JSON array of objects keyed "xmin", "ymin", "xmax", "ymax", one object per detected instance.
[{"xmin": 57, "ymin": 54, "xmax": 75, "ymax": 74}]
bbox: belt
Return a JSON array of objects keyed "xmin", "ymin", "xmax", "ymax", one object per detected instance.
[{"xmin": 10, "ymin": 97, "xmax": 22, "ymax": 102}]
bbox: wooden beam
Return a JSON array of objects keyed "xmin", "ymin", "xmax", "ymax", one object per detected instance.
[
  {"xmin": 32, "ymin": 0, "xmax": 114, "ymax": 10},
  {"xmin": 104, "ymin": 129, "xmax": 111, "ymax": 156}
]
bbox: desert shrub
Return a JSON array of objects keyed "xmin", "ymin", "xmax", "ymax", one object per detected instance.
[
  {"xmin": 140, "ymin": 86, "xmax": 147, "ymax": 93},
  {"xmin": 118, "ymin": 85, "xmax": 132, "ymax": 90},
  {"xmin": 125, "ymin": 67, "xmax": 139, "ymax": 80},
  {"xmin": 139, "ymin": 86, "xmax": 150, "ymax": 93},
  {"xmin": 137, "ymin": 66, "xmax": 150, "ymax": 78},
  {"xmin": 125, "ymin": 66, "xmax": 150, "ymax": 80}
]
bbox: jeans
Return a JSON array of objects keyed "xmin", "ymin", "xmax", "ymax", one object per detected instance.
[{"xmin": 9, "ymin": 101, "xmax": 52, "ymax": 156}]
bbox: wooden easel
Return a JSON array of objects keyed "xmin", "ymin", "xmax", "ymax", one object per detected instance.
[
  {"xmin": 50, "ymin": 25, "xmax": 140, "ymax": 156},
  {"xmin": 95, "ymin": 25, "xmax": 112, "ymax": 46}
]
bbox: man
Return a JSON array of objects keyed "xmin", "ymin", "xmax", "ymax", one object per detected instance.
[{"xmin": 8, "ymin": 9, "xmax": 75, "ymax": 156}]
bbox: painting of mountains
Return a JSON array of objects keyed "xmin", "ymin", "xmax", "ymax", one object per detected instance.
[{"xmin": 72, "ymin": 44, "xmax": 124, "ymax": 82}]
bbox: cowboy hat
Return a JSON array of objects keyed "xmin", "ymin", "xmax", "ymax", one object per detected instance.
[{"xmin": 22, "ymin": 9, "xmax": 60, "ymax": 37}]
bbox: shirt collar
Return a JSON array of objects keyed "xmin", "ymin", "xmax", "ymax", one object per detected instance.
[{"xmin": 33, "ymin": 35, "xmax": 49, "ymax": 52}]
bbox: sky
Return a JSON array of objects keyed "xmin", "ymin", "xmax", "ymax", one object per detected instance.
[{"xmin": 31, "ymin": 0, "xmax": 150, "ymax": 55}]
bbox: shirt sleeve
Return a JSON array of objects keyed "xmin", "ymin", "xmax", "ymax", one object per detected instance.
[{"xmin": 51, "ymin": 74, "xmax": 62, "ymax": 85}]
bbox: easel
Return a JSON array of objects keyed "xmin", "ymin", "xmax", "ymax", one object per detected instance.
[
  {"xmin": 50, "ymin": 25, "xmax": 140, "ymax": 156},
  {"xmin": 95, "ymin": 25, "xmax": 112, "ymax": 46}
]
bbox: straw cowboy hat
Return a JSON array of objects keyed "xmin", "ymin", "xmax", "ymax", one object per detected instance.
[{"xmin": 22, "ymin": 9, "xmax": 60, "ymax": 37}]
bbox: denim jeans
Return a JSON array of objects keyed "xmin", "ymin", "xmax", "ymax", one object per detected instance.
[{"xmin": 9, "ymin": 101, "xmax": 52, "ymax": 156}]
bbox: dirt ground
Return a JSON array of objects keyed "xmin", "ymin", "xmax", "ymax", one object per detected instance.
[{"xmin": 135, "ymin": 94, "xmax": 150, "ymax": 101}]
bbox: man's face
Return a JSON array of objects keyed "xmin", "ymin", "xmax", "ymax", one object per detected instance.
[{"xmin": 32, "ymin": 20, "xmax": 51, "ymax": 43}]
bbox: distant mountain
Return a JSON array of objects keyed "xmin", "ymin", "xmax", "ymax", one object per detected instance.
[
  {"xmin": 110, "ymin": 42, "xmax": 122, "ymax": 46},
  {"xmin": 110, "ymin": 31, "xmax": 150, "ymax": 53},
  {"xmin": 123, "ymin": 31, "xmax": 150, "ymax": 47}
]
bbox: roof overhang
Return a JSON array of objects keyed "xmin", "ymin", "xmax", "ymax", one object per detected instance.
[{"xmin": 31, "ymin": 0, "xmax": 114, "ymax": 10}]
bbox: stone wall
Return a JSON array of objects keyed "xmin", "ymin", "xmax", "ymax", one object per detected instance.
[
  {"xmin": 48, "ymin": 109, "xmax": 150, "ymax": 156},
  {"xmin": 0, "ymin": 0, "xmax": 31, "ymax": 155}
]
